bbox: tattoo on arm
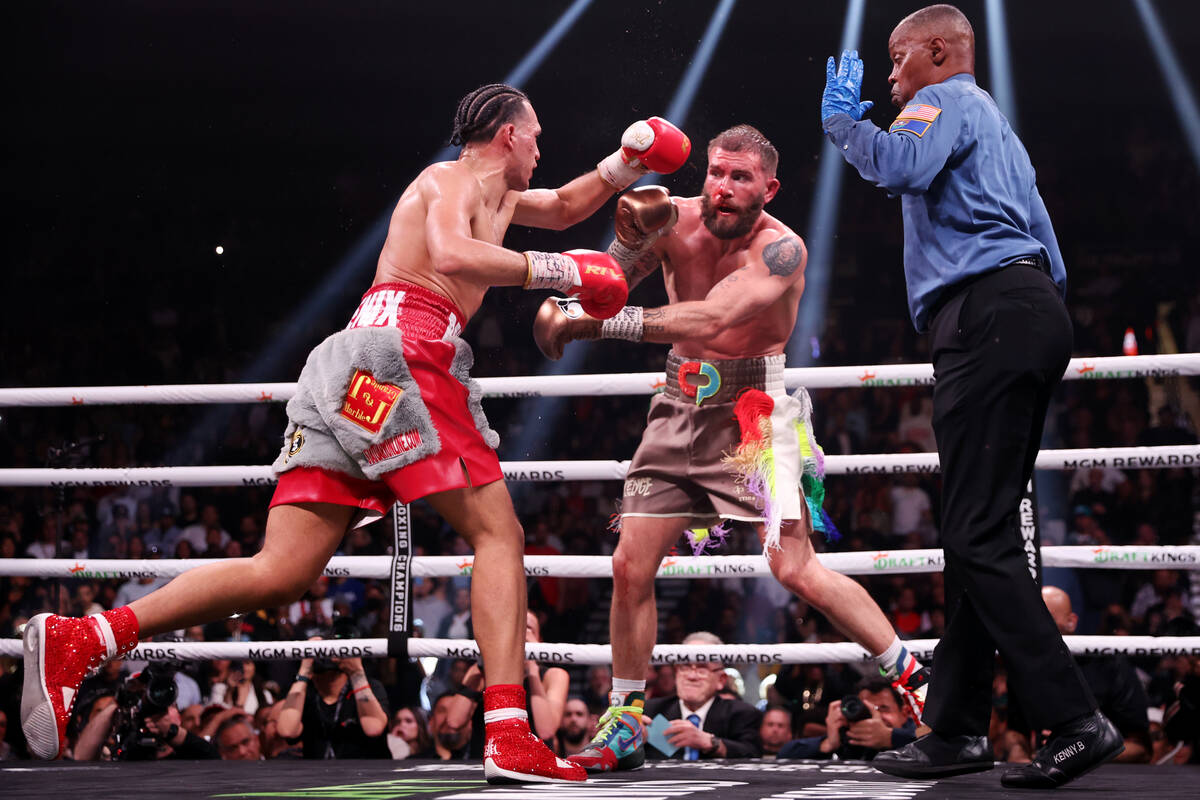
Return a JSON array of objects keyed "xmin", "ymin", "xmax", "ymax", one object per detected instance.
[
  {"xmin": 642, "ymin": 307, "xmax": 668, "ymax": 336},
  {"xmin": 763, "ymin": 236, "xmax": 803, "ymax": 277}
]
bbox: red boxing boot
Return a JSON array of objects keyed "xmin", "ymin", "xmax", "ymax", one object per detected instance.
[
  {"xmin": 22, "ymin": 608, "xmax": 140, "ymax": 759},
  {"xmin": 482, "ymin": 684, "xmax": 586, "ymax": 784}
]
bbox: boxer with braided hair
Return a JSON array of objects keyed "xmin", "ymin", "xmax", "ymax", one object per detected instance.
[
  {"xmin": 20, "ymin": 84, "xmax": 688, "ymax": 784},
  {"xmin": 449, "ymin": 83, "xmax": 530, "ymax": 146}
]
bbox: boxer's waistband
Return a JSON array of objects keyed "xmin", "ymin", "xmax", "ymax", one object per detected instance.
[
  {"xmin": 346, "ymin": 281, "xmax": 465, "ymax": 341},
  {"xmin": 663, "ymin": 350, "xmax": 785, "ymax": 406}
]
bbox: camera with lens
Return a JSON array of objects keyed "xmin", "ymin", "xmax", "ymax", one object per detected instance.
[
  {"xmin": 310, "ymin": 616, "xmax": 361, "ymax": 674},
  {"xmin": 112, "ymin": 663, "xmax": 178, "ymax": 760},
  {"xmin": 840, "ymin": 694, "xmax": 873, "ymax": 723}
]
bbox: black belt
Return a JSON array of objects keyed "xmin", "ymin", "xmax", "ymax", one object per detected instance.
[{"xmin": 928, "ymin": 256, "xmax": 1050, "ymax": 324}]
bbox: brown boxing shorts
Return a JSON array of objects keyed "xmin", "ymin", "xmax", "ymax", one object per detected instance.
[{"xmin": 621, "ymin": 350, "xmax": 787, "ymax": 527}]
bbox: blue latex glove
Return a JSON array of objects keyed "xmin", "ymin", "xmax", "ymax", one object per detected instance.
[{"xmin": 821, "ymin": 49, "xmax": 874, "ymax": 125}]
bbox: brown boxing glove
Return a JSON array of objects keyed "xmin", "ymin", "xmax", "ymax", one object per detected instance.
[
  {"xmin": 610, "ymin": 186, "xmax": 678, "ymax": 267},
  {"xmin": 532, "ymin": 297, "xmax": 601, "ymax": 360}
]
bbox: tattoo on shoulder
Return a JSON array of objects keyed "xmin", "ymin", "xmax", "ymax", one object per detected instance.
[{"xmin": 763, "ymin": 236, "xmax": 804, "ymax": 277}]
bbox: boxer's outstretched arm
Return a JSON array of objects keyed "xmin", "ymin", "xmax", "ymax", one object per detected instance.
[
  {"xmin": 424, "ymin": 167, "xmax": 530, "ymax": 286},
  {"xmin": 511, "ymin": 171, "xmax": 616, "ymax": 231},
  {"xmin": 639, "ymin": 233, "xmax": 807, "ymax": 343}
]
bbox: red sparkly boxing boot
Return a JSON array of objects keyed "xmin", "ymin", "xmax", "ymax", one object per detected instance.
[
  {"xmin": 482, "ymin": 684, "xmax": 586, "ymax": 784},
  {"xmin": 21, "ymin": 608, "xmax": 140, "ymax": 759}
]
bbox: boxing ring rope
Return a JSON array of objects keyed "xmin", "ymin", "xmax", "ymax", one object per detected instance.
[
  {"xmin": 0, "ymin": 353, "xmax": 1194, "ymax": 406},
  {"xmin": 1, "ymin": 636, "xmax": 1197, "ymax": 665},
  {"xmin": 1, "ymin": 445, "xmax": 1196, "ymax": 488},
  {"xmin": 2, "ymin": 547, "xmax": 1197, "ymax": 581}
]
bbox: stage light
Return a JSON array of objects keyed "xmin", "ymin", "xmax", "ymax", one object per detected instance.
[
  {"xmin": 786, "ymin": 0, "xmax": 867, "ymax": 367},
  {"xmin": 1133, "ymin": 0, "xmax": 1200, "ymax": 170},
  {"xmin": 215, "ymin": 245, "xmax": 224, "ymax": 255},
  {"xmin": 985, "ymin": 0, "xmax": 1018, "ymax": 129}
]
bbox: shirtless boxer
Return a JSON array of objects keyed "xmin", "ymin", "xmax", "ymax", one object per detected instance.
[
  {"xmin": 534, "ymin": 125, "xmax": 929, "ymax": 772},
  {"xmin": 21, "ymin": 83, "xmax": 689, "ymax": 783}
]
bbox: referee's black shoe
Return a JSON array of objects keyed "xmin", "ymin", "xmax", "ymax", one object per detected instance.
[
  {"xmin": 870, "ymin": 732, "xmax": 994, "ymax": 778},
  {"xmin": 1001, "ymin": 710, "xmax": 1124, "ymax": 789}
]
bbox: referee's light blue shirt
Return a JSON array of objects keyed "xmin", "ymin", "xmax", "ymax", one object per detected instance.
[{"xmin": 824, "ymin": 73, "xmax": 1067, "ymax": 332}]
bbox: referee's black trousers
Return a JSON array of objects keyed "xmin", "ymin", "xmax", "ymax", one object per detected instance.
[{"xmin": 923, "ymin": 264, "xmax": 1096, "ymax": 737}]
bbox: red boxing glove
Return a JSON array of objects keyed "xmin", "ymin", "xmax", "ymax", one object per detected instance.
[
  {"xmin": 523, "ymin": 250, "xmax": 629, "ymax": 319},
  {"xmin": 569, "ymin": 250, "xmax": 628, "ymax": 319},
  {"xmin": 622, "ymin": 117, "xmax": 691, "ymax": 175}
]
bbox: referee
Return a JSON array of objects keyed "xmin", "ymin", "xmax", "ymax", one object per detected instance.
[{"xmin": 819, "ymin": 4, "xmax": 1123, "ymax": 789}]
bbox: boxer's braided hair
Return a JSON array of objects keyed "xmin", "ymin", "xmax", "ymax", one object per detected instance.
[{"xmin": 450, "ymin": 83, "xmax": 530, "ymax": 147}]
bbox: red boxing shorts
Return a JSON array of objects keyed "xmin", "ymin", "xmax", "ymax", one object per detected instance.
[{"xmin": 269, "ymin": 281, "xmax": 503, "ymax": 525}]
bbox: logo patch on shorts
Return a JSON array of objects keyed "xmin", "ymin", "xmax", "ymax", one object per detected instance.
[
  {"xmin": 286, "ymin": 428, "xmax": 305, "ymax": 461},
  {"xmin": 340, "ymin": 369, "xmax": 402, "ymax": 434},
  {"xmin": 677, "ymin": 361, "xmax": 721, "ymax": 406},
  {"xmin": 624, "ymin": 477, "xmax": 654, "ymax": 497}
]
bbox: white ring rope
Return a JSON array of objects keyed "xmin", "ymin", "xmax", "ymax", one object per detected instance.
[
  {"xmin": 1, "ymin": 445, "xmax": 1195, "ymax": 488},
  {"xmin": 1, "ymin": 636, "xmax": 1196, "ymax": 664},
  {"xmin": 0, "ymin": 354, "xmax": 1194, "ymax": 406},
  {"xmin": 3, "ymin": 547, "xmax": 1196, "ymax": 580}
]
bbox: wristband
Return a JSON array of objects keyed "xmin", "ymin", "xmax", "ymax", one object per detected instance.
[
  {"xmin": 454, "ymin": 687, "xmax": 484, "ymax": 703},
  {"xmin": 164, "ymin": 723, "xmax": 179, "ymax": 742},
  {"xmin": 294, "ymin": 674, "xmax": 312, "ymax": 687},
  {"xmin": 600, "ymin": 306, "xmax": 644, "ymax": 342},
  {"xmin": 350, "ymin": 683, "xmax": 373, "ymax": 697},
  {"xmin": 523, "ymin": 251, "xmax": 579, "ymax": 292},
  {"xmin": 597, "ymin": 150, "xmax": 644, "ymax": 191}
]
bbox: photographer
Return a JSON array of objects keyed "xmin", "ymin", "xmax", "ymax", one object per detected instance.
[
  {"xmin": 75, "ymin": 672, "xmax": 218, "ymax": 761},
  {"xmin": 780, "ymin": 677, "xmax": 916, "ymax": 760},
  {"xmin": 277, "ymin": 623, "xmax": 390, "ymax": 759}
]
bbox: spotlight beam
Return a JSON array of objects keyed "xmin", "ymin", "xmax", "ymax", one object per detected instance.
[
  {"xmin": 1132, "ymin": 0, "xmax": 1200, "ymax": 170},
  {"xmin": 503, "ymin": 0, "xmax": 740, "ymax": 464},
  {"xmin": 787, "ymin": 0, "xmax": 867, "ymax": 367},
  {"xmin": 985, "ymin": 0, "xmax": 1018, "ymax": 129}
]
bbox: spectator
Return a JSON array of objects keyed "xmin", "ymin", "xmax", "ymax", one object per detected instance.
[
  {"xmin": 555, "ymin": 697, "xmax": 593, "ymax": 757},
  {"xmin": 643, "ymin": 632, "xmax": 762, "ymax": 759},
  {"xmin": 216, "ymin": 716, "xmax": 263, "ymax": 760},
  {"xmin": 179, "ymin": 503, "xmax": 230, "ymax": 553},
  {"xmin": 582, "ymin": 665, "xmax": 612, "ymax": 714},
  {"xmin": 277, "ymin": 634, "xmax": 390, "ymax": 759},
  {"xmin": 287, "ymin": 578, "xmax": 335, "ymax": 629},
  {"xmin": 780, "ymin": 677, "xmax": 916, "ymax": 761},
  {"xmin": 436, "ymin": 586, "xmax": 473, "ymax": 640},
  {"xmin": 1005, "ymin": 586, "xmax": 1151, "ymax": 763},
  {"xmin": 412, "ymin": 575, "xmax": 451, "ymax": 635},
  {"xmin": 25, "ymin": 516, "xmax": 61, "ymax": 559},
  {"xmin": 428, "ymin": 692, "xmax": 471, "ymax": 760},
  {"xmin": 210, "ymin": 660, "xmax": 275, "ymax": 716},
  {"xmin": 114, "ymin": 573, "xmax": 168, "ymax": 608},
  {"xmin": 760, "ymin": 705, "xmax": 793, "ymax": 758},
  {"xmin": 388, "ymin": 706, "xmax": 434, "ymax": 759}
]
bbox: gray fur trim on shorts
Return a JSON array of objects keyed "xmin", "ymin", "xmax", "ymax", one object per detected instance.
[
  {"xmin": 272, "ymin": 326, "xmax": 441, "ymax": 480},
  {"xmin": 447, "ymin": 336, "xmax": 501, "ymax": 450}
]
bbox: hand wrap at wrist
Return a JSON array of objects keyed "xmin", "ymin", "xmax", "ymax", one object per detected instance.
[
  {"xmin": 600, "ymin": 306, "xmax": 644, "ymax": 342},
  {"xmin": 524, "ymin": 251, "xmax": 578, "ymax": 292},
  {"xmin": 597, "ymin": 151, "xmax": 644, "ymax": 191}
]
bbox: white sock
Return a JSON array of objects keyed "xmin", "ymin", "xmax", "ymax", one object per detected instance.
[
  {"xmin": 875, "ymin": 636, "xmax": 921, "ymax": 681},
  {"xmin": 610, "ymin": 677, "xmax": 646, "ymax": 708}
]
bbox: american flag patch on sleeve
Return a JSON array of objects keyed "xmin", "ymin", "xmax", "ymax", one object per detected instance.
[{"xmin": 889, "ymin": 103, "xmax": 942, "ymax": 137}]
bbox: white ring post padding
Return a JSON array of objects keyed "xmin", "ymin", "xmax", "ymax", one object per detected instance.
[
  {"xmin": 2, "ymin": 546, "xmax": 1196, "ymax": 580},
  {"xmin": 0, "ymin": 445, "xmax": 1196, "ymax": 487},
  {"xmin": 0, "ymin": 354, "xmax": 1195, "ymax": 406},
  {"xmin": 1, "ymin": 636, "xmax": 1196, "ymax": 664}
]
